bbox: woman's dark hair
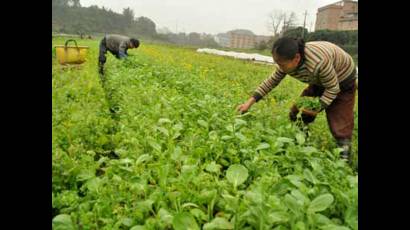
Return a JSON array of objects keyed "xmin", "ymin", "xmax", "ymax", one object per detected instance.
[
  {"xmin": 271, "ymin": 37, "xmax": 305, "ymax": 60},
  {"xmin": 130, "ymin": 38, "xmax": 140, "ymax": 48}
]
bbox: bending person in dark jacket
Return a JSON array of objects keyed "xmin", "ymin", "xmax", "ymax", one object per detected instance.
[{"xmin": 98, "ymin": 34, "xmax": 140, "ymax": 74}]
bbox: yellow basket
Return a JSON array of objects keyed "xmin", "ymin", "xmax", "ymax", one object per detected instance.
[{"xmin": 55, "ymin": 39, "xmax": 89, "ymax": 65}]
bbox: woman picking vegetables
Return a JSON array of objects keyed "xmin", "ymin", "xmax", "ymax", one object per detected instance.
[{"xmin": 237, "ymin": 37, "xmax": 357, "ymax": 162}]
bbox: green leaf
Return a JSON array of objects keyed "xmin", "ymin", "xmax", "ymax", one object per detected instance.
[
  {"xmin": 173, "ymin": 131, "xmax": 182, "ymax": 139},
  {"xmin": 291, "ymin": 189, "xmax": 309, "ymax": 205},
  {"xmin": 122, "ymin": 218, "xmax": 133, "ymax": 227},
  {"xmin": 76, "ymin": 169, "xmax": 95, "ymax": 181},
  {"xmin": 119, "ymin": 158, "xmax": 133, "ymax": 165},
  {"xmin": 301, "ymin": 146, "xmax": 318, "ymax": 155},
  {"xmin": 221, "ymin": 135, "xmax": 233, "ymax": 141},
  {"xmin": 136, "ymin": 199, "xmax": 154, "ymax": 214},
  {"xmin": 286, "ymin": 175, "xmax": 303, "ymax": 188},
  {"xmin": 225, "ymin": 124, "xmax": 234, "ymax": 132},
  {"xmin": 198, "ymin": 119, "xmax": 209, "ymax": 128},
  {"xmin": 244, "ymin": 191, "xmax": 263, "ymax": 204},
  {"xmin": 158, "ymin": 118, "xmax": 172, "ymax": 124},
  {"xmin": 86, "ymin": 177, "xmax": 102, "ymax": 193},
  {"xmin": 294, "ymin": 221, "xmax": 306, "ymax": 230},
  {"xmin": 172, "ymin": 212, "xmax": 200, "ymax": 230},
  {"xmin": 347, "ymin": 175, "xmax": 358, "ymax": 187},
  {"xmin": 295, "ymin": 133, "xmax": 305, "ymax": 145},
  {"xmin": 181, "ymin": 165, "xmax": 196, "ymax": 174},
  {"xmin": 173, "ymin": 123, "xmax": 184, "ymax": 131},
  {"xmin": 113, "ymin": 175, "xmax": 122, "ymax": 182},
  {"xmin": 203, "ymin": 217, "xmax": 234, "ymax": 230},
  {"xmin": 235, "ymin": 132, "xmax": 246, "ymax": 141},
  {"xmin": 226, "ymin": 164, "xmax": 249, "ymax": 187},
  {"xmin": 136, "ymin": 154, "xmax": 152, "ymax": 165},
  {"xmin": 276, "ymin": 137, "xmax": 294, "ymax": 144},
  {"xmin": 309, "ymin": 158, "xmax": 322, "ymax": 172},
  {"xmin": 313, "ymin": 213, "xmax": 333, "ymax": 225},
  {"xmin": 320, "ymin": 224, "xmax": 351, "ymax": 230},
  {"xmin": 199, "ymin": 189, "xmax": 217, "ymax": 202},
  {"xmin": 234, "ymin": 118, "xmax": 247, "ymax": 128},
  {"xmin": 344, "ymin": 201, "xmax": 358, "ymax": 228},
  {"xmin": 303, "ymin": 169, "xmax": 318, "ymax": 184},
  {"xmin": 149, "ymin": 140, "xmax": 162, "ymax": 152},
  {"xmin": 296, "ymin": 97, "xmax": 321, "ymax": 111},
  {"xmin": 171, "ymin": 146, "xmax": 183, "ymax": 161},
  {"xmin": 222, "ymin": 193, "xmax": 239, "ymax": 209},
  {"xmin": 273, "ymin": 225, "xmax": 288, "ymax": 230},
  {"xmin": 208, "ymin": 131, "xmax": 218, "ymax": 140},
  {"xmin": 268, "ymin": 212, "xmax": 289, "ymax": 224},
  {"xmin": 240, "ymin": 149, "xmax": 249, "ymax": 154},
  {"xmin": 256, "ymin": 142, "xmax": 270, "ymax": 151},
  {"xmin": 130, "ymin": 226, "xmax": 145, "ymax": 230},
  {"xmin": 308, "ymin": 194, "xmax": 334, "ymax": 213},
  {"xmin": 157, "ymin": 208, "xmax": 173, "ymax": 226},
  {"xmin": 52, "ymin": 214, "xmax": 75, "ymax": 230},
  {"xmin": 284, "ymin": 194, "xmax": 300, "ymax": 214},
  {"xmin": 156, "ymin": 126, "xmax": 169, "ymax": 137},
  {"xmin": 205, "ymin": 161, "xmax": 222, "ymax": 173},
  {"xmin": 190, "ymin": 208, "xmax": 208, "ymax": 221},
  {"xmin": 182, "ymin": 203, "xmax": 200, "ymax": 209}
]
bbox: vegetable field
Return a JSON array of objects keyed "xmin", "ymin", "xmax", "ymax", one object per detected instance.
[{"xmin": 52, "ymin": 38, "xmax": 358, "ymax": 230}]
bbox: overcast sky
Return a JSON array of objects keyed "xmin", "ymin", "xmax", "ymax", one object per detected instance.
[{"xmin": 80, "ymin": 0, "xmax": 357, "ymax": 35}]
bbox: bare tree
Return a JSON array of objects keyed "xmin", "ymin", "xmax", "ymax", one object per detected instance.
[
  {"xmin": 267, "ymin": 10, "xmax": 285, "ymax": 37},
  {"xmin": 282, "ymin": 12, "xmax": 298, "ymax": 34},
  {"xmin": 268, "ymin": 10, "xmax": 298, "ymax": 37}
]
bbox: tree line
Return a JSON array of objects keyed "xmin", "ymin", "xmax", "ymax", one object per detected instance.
[{"xmin": 52, "ymin": 0, "xmax": 219, "ymax": 47}]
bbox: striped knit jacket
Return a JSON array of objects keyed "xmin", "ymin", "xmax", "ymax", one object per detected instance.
[{"xmin": 253, "ymin": 41, "xmax": 356, "ymax": 108}]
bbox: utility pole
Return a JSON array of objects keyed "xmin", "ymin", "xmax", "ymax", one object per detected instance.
[
  {"xmin": 302, "ymin": 10, "xmax": 308, "ymax": 38},
  {"xmin": 281, "ymin": 14, "xmax": 286, "ymax": 37}
]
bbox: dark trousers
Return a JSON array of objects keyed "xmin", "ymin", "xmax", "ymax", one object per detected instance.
[
  {"xmin": 98, "ymin": 38, "xmax": 121, "ymax": 74},
  {"xmin": 98, "ymin": 37, "xmax": 107, "ymax": 73}
]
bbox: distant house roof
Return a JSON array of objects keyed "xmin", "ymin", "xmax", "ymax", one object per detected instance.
[
  {"xmin": 227, "ymin": 29, "xmax": 255, "ymax": 36},
  {"xmin": 318, "ymin": 0, "xmax": 357, "ymax": 12}
]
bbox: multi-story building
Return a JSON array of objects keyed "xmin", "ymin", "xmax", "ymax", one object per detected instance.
[{"xmin": 315, "ymin": 0, "xmax": 358, "ymax": 31}]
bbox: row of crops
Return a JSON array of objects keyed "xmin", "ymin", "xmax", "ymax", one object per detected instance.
[{"xmin": 52, "ymin": 38, "xmax": 357, "ymax": 230}]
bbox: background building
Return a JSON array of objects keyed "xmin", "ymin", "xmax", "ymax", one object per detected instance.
[
  {"xmin": 215, "ymin": 29, "xmax": 271, "ymax": 49},
  {"xmin": 315, "ymin": 0, "xmax": 358, "ymax": 31}
]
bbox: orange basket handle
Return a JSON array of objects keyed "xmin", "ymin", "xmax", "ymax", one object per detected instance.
[{"xmin": 65, "ymin": 39, "xmax": 79, "ymax": 50}]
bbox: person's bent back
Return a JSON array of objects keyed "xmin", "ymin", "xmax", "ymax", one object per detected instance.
[{"xmin": 98, "ymin": 34, "xmax": 140, "ymax": 74}]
